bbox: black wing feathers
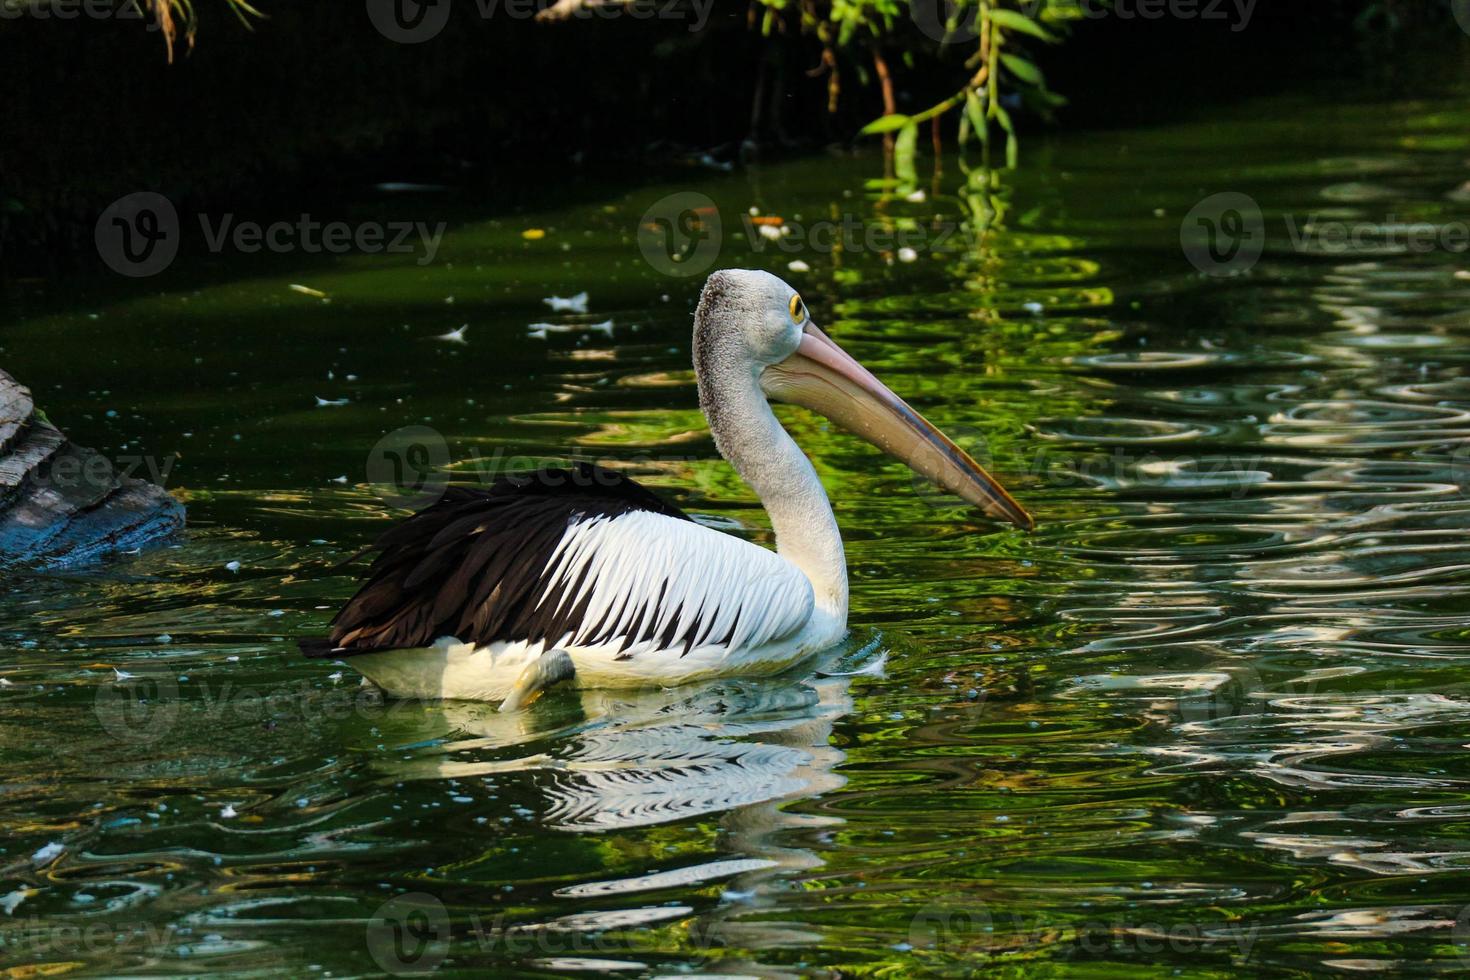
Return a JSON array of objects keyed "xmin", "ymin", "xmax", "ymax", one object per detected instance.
[{"xmin": 300, "ymin": 463, "xmax": 690, "ymax": 658}]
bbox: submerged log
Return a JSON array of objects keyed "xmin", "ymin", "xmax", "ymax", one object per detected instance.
[{"xmin": 0, "ymin": 368, "xmax": 184, "ymax": 568}]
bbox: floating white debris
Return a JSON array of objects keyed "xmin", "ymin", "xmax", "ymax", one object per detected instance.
[
  {"xmin": 787, "ymin": 260, "xmax": 810, "ymax": 273},
  {"xmin": 375, "ymin": 182, "xmax": 449, "ymax": 193},
  {"xmin": 220, "ymin": 804, "xmax": 238, "ymax": 819},
  {"xmin": 330, "ymin": 475, "xmax": 349, "ymax": 484},
  {"xmin": 31, "ymin": 842, "xmax": 64, "ymax": 865},
  {"xmin": 527, "ymin": 319, "xmax": 613, "ymax": 340},
  {"xmin": 328, "ymin": 672, "xmax": 344, "ymax": 683},
  {"xmin": 0, "ymin": 888, "xmax": 29, "ymax": 916},
  {"xmin": 435, "ymin": 325, "xmax": 468, "ymax": 344},
  {"xmin": 905, "ymin": 189, "xmax": 926, "ymax": 203},
  {"xmin": 315, "ymin": 396, "xmax": 349, "ymax": 408},
  {"xmin": 543, "ymin": 292, "xmax": 589, "ymax": 313},
  {"xmin": 225, "ymin": 561, "xmax": 242, "ymax": 573},
  {"xmin": 226, "ymin": 656, "xmax": 240, "ymax": 662},
  {"xmin": 156, "ymin": 634, "xmax": 172, "ymax": 644},
  {"xmin": 289, "ymin": 284, "xmax": 328, "ymax": 299},
  {"xmin": 757, "ymin": 224, "xmax": 782, "ymax": 242},
  {"xmin": 0, "ymin": 678, "xmax": 11, "ymax": 687},
  {"xmin": 112, "ymin": 667, "xmax": 136, "ymax": 681},
  {"xmin": 897, "ymin": 247, "xmax": 919, "ymax": 263},
  {"xmin": 1023, "ymin": 301, "xmax": 1044, "ymax": 315}
]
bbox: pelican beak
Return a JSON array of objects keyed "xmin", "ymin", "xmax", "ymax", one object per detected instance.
[{"xmin": 760, "ymin": 321, "xmax": 1034, "ymax": 530}]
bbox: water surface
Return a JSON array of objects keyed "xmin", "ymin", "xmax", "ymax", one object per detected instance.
[{"xmin": 4, "ymin": 90, "xmax": 1470, "ymax": 975}]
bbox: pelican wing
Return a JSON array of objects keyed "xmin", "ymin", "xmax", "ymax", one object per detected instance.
[
  {"xmin": 533, "ymin": 508, "xmax": 813, "ymax": 658},
  {"xmin": 301, "ymin": 462, "xmax": 812, "ymax": 660}
]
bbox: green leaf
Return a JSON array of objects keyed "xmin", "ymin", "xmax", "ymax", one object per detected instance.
[
  {"xmin": 993, "ymin": 104, "xmax": 1019, "ymax": 168},
  {"xmin": 860, "ymin": 113, "xmax": 914, "ymax": 135},
  {"xmin": 965, "ymin": 89, "xmax": 987, "ymax": 146},
  {"xmin": 992, "ymin": 102, "xmax": 1016, "ymax": 134},
  {"xmin": 1000, "ymin": 53, "xmax": 1044, "ymax": 86},
  {"xmin": 988, "ymin": 8, "xmax": 1058, "ymax": 42},
  {"xmin": 895, "ymin": 122, "xmax": 919, "ymax": 185}
]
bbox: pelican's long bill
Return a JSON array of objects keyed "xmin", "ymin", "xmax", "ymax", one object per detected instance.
[{"xmin": 760, "ymin": 321, "xmax": 1035, "ymax": 530}]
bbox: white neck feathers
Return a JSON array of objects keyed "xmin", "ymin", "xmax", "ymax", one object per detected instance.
[{"xmin": 694, "ymin": 339, "xmax": 849, "ymax": 621}]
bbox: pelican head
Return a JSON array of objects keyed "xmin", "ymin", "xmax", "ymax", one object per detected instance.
[{"xmin": 693, "ymin": 269, "xmax": 1033, "ymax": 530}]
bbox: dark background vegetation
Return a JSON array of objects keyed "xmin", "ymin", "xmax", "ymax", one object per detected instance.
[{"xmin": 0, "ymin": 0, "xmax": 1463, "ymax": 279}]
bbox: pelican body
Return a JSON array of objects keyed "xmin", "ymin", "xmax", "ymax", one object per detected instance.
[{"xmin": 301, "ymin": 270, "xmax": 1031, "ymax": 705}]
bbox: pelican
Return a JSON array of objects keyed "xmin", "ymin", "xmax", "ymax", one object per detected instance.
[{"xmin": 300, "ymin": 270, "xmax": 1032, "ymax": 707}]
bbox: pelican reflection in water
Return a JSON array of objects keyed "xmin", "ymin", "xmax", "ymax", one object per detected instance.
[{"xmin": 364, "ymin": 641, "xmax": 883, "ymax": 960}]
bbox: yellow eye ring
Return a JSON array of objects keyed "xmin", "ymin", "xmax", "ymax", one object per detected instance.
[{"xmin": 788, "ymin": 294, "xmax": 807, "ymax": 323}]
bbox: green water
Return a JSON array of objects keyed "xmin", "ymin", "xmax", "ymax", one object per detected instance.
[{"xmin": 5, "ymin": 88, "xmax": 1470, "ymax": 976}]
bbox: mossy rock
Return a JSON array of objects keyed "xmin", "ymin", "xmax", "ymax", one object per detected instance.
[{"xmin": 0, "ymin": 368, "xmax": 185, "ymax": 568}]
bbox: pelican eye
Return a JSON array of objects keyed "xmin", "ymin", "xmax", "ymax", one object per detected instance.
[{"xmin": 788, "ymin": 294, "xmax": 807, "ymax": 324}]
